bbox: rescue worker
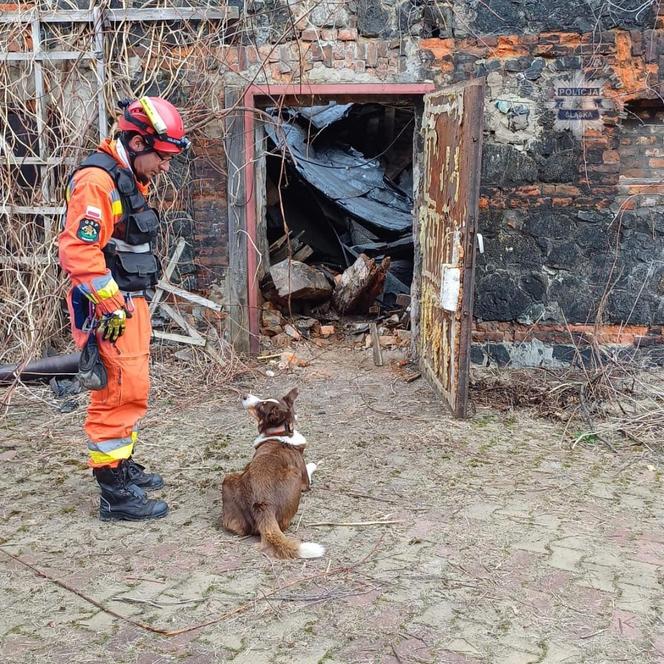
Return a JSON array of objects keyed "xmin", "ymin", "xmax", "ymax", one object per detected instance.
[{"xmin": 59, "ymin": 96, "xmax": 190, "ymax": 521}]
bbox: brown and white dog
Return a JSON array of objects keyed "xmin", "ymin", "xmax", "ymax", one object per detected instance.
[{"xmin": 220, "ymin": 388, "xmax": 324, "ymax": 559}]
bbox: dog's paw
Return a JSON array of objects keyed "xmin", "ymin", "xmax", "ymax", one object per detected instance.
[{"xmin": 306, "ymin": 462, "xmax": 318, "ymax": 483}]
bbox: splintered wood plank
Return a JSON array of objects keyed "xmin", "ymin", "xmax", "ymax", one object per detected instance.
[{"xmin": 149, "ymin": 238, "xmax": 187, "ymax": 314}]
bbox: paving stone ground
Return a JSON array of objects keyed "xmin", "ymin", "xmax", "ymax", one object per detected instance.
[{"xmin": 1, "ymin": 344, "xmax": 663, "ymax": 663}]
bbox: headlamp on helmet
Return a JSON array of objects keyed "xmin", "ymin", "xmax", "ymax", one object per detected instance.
[{"xmin": 117, "ymin": 96, "xmax": 190, "ymax": 155}]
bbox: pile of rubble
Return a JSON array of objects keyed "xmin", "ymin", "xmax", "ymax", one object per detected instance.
[
  {"xmin": 259, "ymin": 102, "xmax": 416, "ymax": 353},
  {"xmin": 262, "ymin": 104, "xmax": 414, "ymax": 293},
  {"xmin": 260, "ymin": 256, "xmax": 412, "ymax": 355}
]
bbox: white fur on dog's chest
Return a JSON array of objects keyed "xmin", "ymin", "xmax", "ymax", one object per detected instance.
[{"xmin": 252, "ymin": 430, "xmax": 307, "ymax": 449}]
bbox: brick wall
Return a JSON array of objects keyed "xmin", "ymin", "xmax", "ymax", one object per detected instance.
[
  {"xmin": 619, "ymin": 109, "xmax": 664, "ymax": 181},
  {"xmin": 176, "ymin": 0, "xmax": 664, "ymax": 363},
  {"xmin": 190, "ymin": 137, "xmax": 228, "ymax": 290}
]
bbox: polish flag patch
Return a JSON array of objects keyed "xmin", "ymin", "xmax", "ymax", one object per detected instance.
[{"xmin": 85, "ymin": 205, "xmax": 102, "ymax": 220}]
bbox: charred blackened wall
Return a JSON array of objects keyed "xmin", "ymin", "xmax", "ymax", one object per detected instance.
[{"xmin": 187, "ymin": 1, "xmax": 664, "ymax": 360}]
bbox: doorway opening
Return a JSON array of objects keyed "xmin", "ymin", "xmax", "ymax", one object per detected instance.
[
  {"xmin": 258, "ymin": 101, "xmax": 416, "ymax": 338},
  {"xmin": 226, "ymin": 81, "xmax": 483, "ymax": 417}
]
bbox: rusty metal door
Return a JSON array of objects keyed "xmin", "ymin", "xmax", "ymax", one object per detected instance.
[{"xmin": 413, "ymin": 79, "xmax": 485, "ymax": 418}]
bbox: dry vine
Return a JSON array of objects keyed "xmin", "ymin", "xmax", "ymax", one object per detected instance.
[{"xmin": 0, "ymin": 0, "xmax": 341, "ymax": 376}]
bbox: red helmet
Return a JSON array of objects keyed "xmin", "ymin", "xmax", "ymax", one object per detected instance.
[{"xmin": 117, "ymin": 96, "xmax": 190, "ymax": 154}]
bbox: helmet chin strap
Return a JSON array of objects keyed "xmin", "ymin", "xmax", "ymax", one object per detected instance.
[{"xmin": 119, "ymin": 133, "xmax": 152, "ymax": 184}]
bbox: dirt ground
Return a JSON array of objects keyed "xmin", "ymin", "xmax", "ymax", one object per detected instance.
[{"xmin": 1, "ymin": 340, "xmax": 663, "ymax": 664}]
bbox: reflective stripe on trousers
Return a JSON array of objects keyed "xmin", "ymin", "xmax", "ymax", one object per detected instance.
[
  {"xmin": 87, "ymin": 431, "xmax": 137, "ymax": 466},
  {"xmin": 83, "ymin": 297, "xmax": 151, "ymax": 468}
]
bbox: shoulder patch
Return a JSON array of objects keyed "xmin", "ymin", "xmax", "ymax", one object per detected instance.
[{"xmin": 76, "ymin": 218, "xmax": 101, "ymax": 243}]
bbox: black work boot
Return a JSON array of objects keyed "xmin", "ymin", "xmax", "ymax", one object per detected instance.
[
  {"xmin": 124, "ymin": 457, "xmax": 165, "ymax": 491},
  {"xmin": 93, "ymin": 463, "xmax": 168, "ymax": 522}
]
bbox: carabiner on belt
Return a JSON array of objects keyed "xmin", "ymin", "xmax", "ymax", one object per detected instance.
[{"xmin": 124, "ymin": 291, "xmax": 135, "ymax": 314}]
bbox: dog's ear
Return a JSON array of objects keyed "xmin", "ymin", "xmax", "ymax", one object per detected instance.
[{"xmin": 282, "ymin": 388, "xmax": 298, "ymax": 406}]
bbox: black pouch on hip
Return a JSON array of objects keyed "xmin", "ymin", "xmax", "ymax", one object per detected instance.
[{"xmin": 78, "ymin": 332, "xmax": 107, "ymax": 391}]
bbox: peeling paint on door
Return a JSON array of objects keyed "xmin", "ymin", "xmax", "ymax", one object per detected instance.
[{"xmin": 414, "ymin": 79, "xmax": 485, "ymax": 418}]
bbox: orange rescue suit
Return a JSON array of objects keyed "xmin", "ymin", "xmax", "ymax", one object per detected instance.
[{"xmin": 59, "ymin": 139, "xmax": 152, "ymax": 468}]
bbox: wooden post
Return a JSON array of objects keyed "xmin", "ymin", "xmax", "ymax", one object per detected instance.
[
  {"xmin": 224, "ymin": 88, "xmax": 251, "ymax": 354},
  {"xmin": 254, "ymin": 120, "xmax": 270, "ymax": 282},
  {"xmin": 370, "ymin": 322, "xmax": 383, "ymax": 367}
]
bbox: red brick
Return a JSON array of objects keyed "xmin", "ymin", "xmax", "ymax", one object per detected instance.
[
  {"xmin": 555, "ymin": 184, "xmax": 581, "ymax": 196},
  {"xmin": 376, "ymin": 58, "xmax": 389, "ymax": 75},
  {"xmin": 338, "ymin": 28, "xmax": 357, "ymax": 41},
  {"xmin": 245, "ymin": 46, "xmax": 259, "ymax": 64},
  {"xmin": 603, "ymin": 149, "xmax": 620, "ymax": 163},
  {"xmin": 621, "ymin": 168, "xmax": 646, "ymax": 178},
  {"xmin": 301, "ymin": 28, "xmax": 318, "ymax": 41},
  {"xmin": 616, "ymin": 197, "xmax": 637, "ymax": 209},
  {"xmin": 588, "ymin": 163, "xmax": 620, "ymax": 173},
  {"xmin": 332, "ymin": 43, "xmax": 346, "ymax": 60},
  {"xmin": 420, "ymin": 38, "xmax": 454, "ymax": 60},
  {"xmin": 515, "ymin": 185, "xmax": 541, "ymax": 196},
  {"xmin": 490, "ymin": 35, "xmax": 530, "ymax": 57},
  {"xmin": 624, "ymin": 183, "xmax": 664, "ymax": 194},
  {"xmin": 366, "ymin": 42, "xmax": 378, "ymax": 67}
]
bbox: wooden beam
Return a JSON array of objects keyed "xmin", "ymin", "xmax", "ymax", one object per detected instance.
[
  {"xmin": 149, "ymin": 238, "xmax": 186, "ymax": 314},
  {"xmin": 224, "ymin": 87, "xmax": 251, "ymax": 354},
  {"xmin": 254, "ymin": 121, "xmax": 270, "ymax": 282},
  {"xmin": 152, "ymin": 330, "xmax": 206, "ymax": 347},
  {"xmin": 155, "ymin": 280, "xmax": 223, "ymax": 312},
  {"xmin": 0, "ymin": 205, "xmax": 66, "ymax": 215},
  {"xmin": 370, "ymin": 322, "xmax": 384, "ymax": 367},
  {"xmin": 104, "ymin": 7, "xmax": 239, "ymax": 22},
  {"xmin": 92, "ymin": 6, "xmax": 107, "ymax": 140},
  {"xmin": 0, "ymin": 7, "xmax": 240, "ymax": 24},
  {"xmin": 0, "ymin": 255, "xmax": 51, "ymax": 265},
  {"xmin": 30, "ymin": 19, "xmax": 47, "ymax": 182},
  {"xmin": 0, "ymin": 156, "xmax": 76, "ymax": 166},
  {"xmin": 158, "ymin": 301, "xmax": 205, "ymax": 341}
]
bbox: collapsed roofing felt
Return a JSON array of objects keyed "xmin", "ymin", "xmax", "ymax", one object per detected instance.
[{"xmin": 264, "ymin": 108, "xmax": 413, "ymax": 236}]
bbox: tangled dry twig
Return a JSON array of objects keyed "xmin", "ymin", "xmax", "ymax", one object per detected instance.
[{"xmin": 471, "ymin": 348, "xmax": 664, "ymax": 451}]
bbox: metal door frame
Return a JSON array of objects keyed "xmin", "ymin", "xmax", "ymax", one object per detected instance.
[{"xmin": 227, "ymin": 83, "xmax": 435, "ymax": 354}]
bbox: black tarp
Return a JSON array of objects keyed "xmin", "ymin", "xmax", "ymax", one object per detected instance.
[
  {"xmin": 294, "ymin": 103, "xmax": 353, "ymax": 130},
  {"xmin": 265, "ymin": 118, "xmax": 413, "ymax": 235}
]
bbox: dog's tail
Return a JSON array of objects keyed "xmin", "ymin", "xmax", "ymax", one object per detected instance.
[{"xmin": 257, "ymin": 513, "xmax": 325, "ymax": 559}]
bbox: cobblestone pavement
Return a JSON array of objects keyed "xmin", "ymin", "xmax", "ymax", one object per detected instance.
[{"xmin": 1, "ymin": 346, "xmax": 663, "ymax": 663}]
